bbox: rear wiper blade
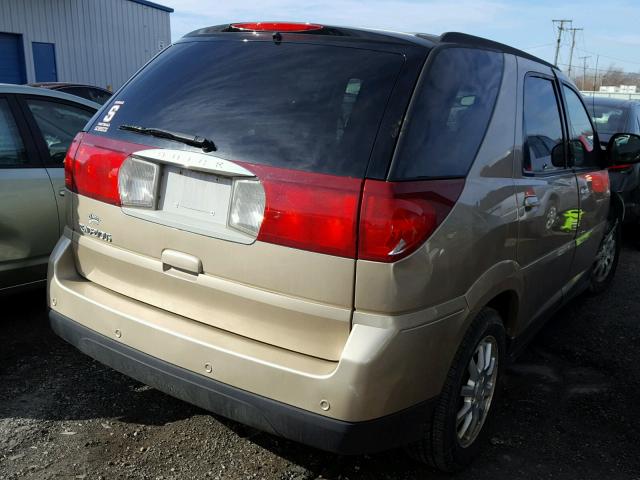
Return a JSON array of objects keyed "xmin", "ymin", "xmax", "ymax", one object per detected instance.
[{"xmin": 119, "ymin": 124, "xmax": 216, "ymax": 152}]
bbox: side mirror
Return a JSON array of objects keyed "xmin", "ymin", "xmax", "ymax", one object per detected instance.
[{"xmin": 607, "ymin": 133, "xmax": 640, "ymax": 166}]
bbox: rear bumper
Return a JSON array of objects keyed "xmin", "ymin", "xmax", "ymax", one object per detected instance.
[
  {"xmin": 48, "ymin": 231, "xmax": 468, "ymax": 453},
  {"xmin": 50, "ymin": 309, "xmax": 435, "ymax": 454}
]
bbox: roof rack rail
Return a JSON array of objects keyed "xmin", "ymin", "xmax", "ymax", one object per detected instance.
[{"xmin": 435, "ymin": 32, "xmax": 556, "ymax": 69}]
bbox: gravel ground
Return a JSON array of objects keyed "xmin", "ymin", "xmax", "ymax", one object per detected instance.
[{"xmin": 2, "ymin": 244, "xmax": 640, "ymax": 480}]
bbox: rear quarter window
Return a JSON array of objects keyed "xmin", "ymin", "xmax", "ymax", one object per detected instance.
[{"xmin": 391, "ymin": 47, "xmax": 504, "ymax": 179}]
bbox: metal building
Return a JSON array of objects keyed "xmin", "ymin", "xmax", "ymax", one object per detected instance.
[{"xmin": 0, "ymin": 0, "xmax": 172, "ymax": 89}]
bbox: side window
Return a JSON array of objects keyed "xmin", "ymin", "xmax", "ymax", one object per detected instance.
[
  {"xmin": 391, "ymin": 47, "xmax": 504, "ymax": 179},
  {"xmin": 0, "ymin": 99, "xmax": 28, "ymax": 167},
  {"xmin": 26, "ymin": 99, "xmax": 94, "ymax": 165},
  {"xmin": 59, "ymin": 86, "xmax": 90, "ymax": 101},
  {"xmin": 523, "ymin": 76, "xmax": 564, "ymax": 173},
  {"xmin": 562, "ymin": 86, "xmax": 599, "ymax": 168},
  {"xmin": 87, "ymin": 88, "xmax": 112, "ymax": 105}
]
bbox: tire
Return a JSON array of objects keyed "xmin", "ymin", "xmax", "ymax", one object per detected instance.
[
  {"xmin": 588, "ymin": 216, "xmax": 621, "ymax": 294},
  {"xmin": 406, "ymin": 308, "xmax": 506, "ymax": 472}
]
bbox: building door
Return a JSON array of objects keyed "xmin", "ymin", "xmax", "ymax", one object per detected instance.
[
  {"xmin": 32, "ymin": 42, "xmax": 57, "ymax": 82},
  {"xmin": 0, "ymin": 33, "xmax": 26, "ymax": 84}
]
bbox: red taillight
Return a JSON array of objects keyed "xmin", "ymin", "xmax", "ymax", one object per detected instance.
[
  {"xmin": 249, "ymin": 165, "xmax": 463, "ymax": 261},
  {"xmin": 608, "ymin": 164, "xmax": 632, "ymax": 171},
  {"xmin": 64, "ymin": 133, "xmax": 145, "ymax": 205},
  {"xmin": 65, "ymin": 133, "xmax": 463, "ymax": 263},
  {"xmin": 250, "ymin": 165, "xmax": 361, "ymax": 258},
  {"xmin": 357, "ymin": 179, "xmax": 465, "ymax": 262},
  {"xmin": 584, "ymin": 171, "xmax": 609, "ymax": 194},
  {"xmin": 64, "ymin": 132, "xmax": 85, "ymax": 191},
  {"xmin": 230, "ymin": 22, "xmax": 323, "ymax": 32}
]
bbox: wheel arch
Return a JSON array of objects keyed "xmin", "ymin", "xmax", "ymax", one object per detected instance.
[
  {"xmin": 485, "ymin": 290, "xmax": 520, "ymax": 338},
  {"xmin": 464, "ymin": 260, "xmax": 524, "ymax": 338}
]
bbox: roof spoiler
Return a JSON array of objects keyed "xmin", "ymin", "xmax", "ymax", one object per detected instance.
[{"xmin": 437, "ymin": 32, "xmax": 556, "ymax": 69}]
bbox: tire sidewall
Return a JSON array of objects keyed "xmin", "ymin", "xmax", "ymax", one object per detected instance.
[
  {"xmin": 435, "ymin": 310, "xmax": 506, "ymax": 470},
  {"xmin": 589, "ymin": 217, "xmax": 621, "ymax": 294}
]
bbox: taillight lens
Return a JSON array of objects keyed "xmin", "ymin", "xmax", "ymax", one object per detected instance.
[
  {"xmin": 583, "ymin": 171, "xmax": 609, "ymax": 194},
  {"xmin": 118, "ymin": 157, "xmax": 160, "ymax": 208},
  {"xmin": 65, "ymin": 134, "xmax": 148, "ymax": 205},
  {"xmin": 228, "ymin": 179, "xmax": 266, "ymax": 236},
  {"xmin": 240, "ymin": 166, "xmax": 462, "ymax": 261},
  {"xmin": 64, "ymin": 132, "xmax": 85, "ymax": 191},
  {"xmin": 250, "ymin": 165, "xmax": 362, "ymax": 258},
  {"xmin": 68, "ymin": 143, "xmax": 127, "ymax": 205},
  {"xmin": 65, "ymin": 135, "xmax": 463, "ymax": 262},
  {"xmin": 358, "ymin": 179, "xmax": 465, "ymax": 262},
  {"xmin": 608, "ymin": 164, "xmax": 631, "ymax": 171}
]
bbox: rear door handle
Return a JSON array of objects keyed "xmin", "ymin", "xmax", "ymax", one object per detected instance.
[
  {"xmin": 523, "ymin": 195, "xmax": 540, "ymax": 209},
  {"xmin": 161, "ymin": 249, "xmax": 202, "ymax": 278},
  {"xmin": 58, "ymin": 189, "xmax": 65, "ymax": 197}
]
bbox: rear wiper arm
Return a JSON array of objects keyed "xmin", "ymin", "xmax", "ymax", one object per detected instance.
[{"xmin": 119, "ymin": 124, "xmax": 216, "ymax": 152}]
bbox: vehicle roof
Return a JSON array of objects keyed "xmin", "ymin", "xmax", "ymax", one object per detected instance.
[
  {"xmin": 585, "ymin": 96, "xmax": 640, "ymax": 108},
  {"xmin": 0, "ymin": 83, "xmax": 101, "ymax": 109},
  {"xmin": 184, "ymin": 24, "xmax": 556, "ymax": 69}
]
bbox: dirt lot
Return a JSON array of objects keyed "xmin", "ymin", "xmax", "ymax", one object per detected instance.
[{"xmin": 2, "ymin": 245, "xmax": 640, "ymax": 480}]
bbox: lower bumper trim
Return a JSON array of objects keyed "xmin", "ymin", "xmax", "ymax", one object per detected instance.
[{"xmin": 50, "ymin": 310, "xmax": 436, "ymax": 455}]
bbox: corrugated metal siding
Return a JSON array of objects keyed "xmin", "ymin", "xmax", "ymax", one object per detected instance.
[{"xmin": 0, "ymin": 0, "xmax": 171, "ymax": 88}]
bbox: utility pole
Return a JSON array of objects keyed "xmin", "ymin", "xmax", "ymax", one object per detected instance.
[
  {"xmin": 593, "ymin": 55, "xmax": 600, "ymax": 92},
  {"xmin": 567, "ymin": 27, "xmax": 583, "ymax": 79},
  {"xmin": 552, "ymin": 19, "xmax": 572, "ymax": 66},
  {"xmin": 579, "ymin": 56, "xmax": 590, "ymax": 90}
]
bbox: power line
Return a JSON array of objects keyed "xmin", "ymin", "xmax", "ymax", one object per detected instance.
[
  {"xmin": 573, "ymin": 46, "xmax": 640, "ymax": 67},
  {"xmin": 556, "ymin": 63, "xmax": 598, "ymax": 72},
  {"xmin": 522, "ymin": 42, "xmax": 556, "ymax": 52}
]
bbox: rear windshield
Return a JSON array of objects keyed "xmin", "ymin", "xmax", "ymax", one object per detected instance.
[
  {"xmin": 591, "ymin": 103, "xmax": 629, "ymax": 135},
  {"xmin": 89, "ymin": 40, "xmax": 404, "ymax": 177}
]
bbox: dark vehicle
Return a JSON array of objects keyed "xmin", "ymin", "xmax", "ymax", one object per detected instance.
[
  {"xmin": 48, "ymin": 23, "xmax": 640, "ymax": 472},
  {"xmin": 589, "ymin": 97, "xmax": 640, "ymax": 230},
  {"xmin": 30, "ymin": 82, "xmax": 112, "ymax": 105}
]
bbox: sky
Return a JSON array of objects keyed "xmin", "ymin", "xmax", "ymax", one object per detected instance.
[{"xmin": 160, "ymin": 0, "xmax": 640, "ymax": 77}]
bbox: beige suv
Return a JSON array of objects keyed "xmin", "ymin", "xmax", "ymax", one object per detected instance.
[{"xmin": 48, "ymin": 24, "xmax": 640, "ymax": 471}]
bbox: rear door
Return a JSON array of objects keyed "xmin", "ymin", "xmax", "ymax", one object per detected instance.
[
  {"xmin": 559, "ymin": 84, "xmax": 610, "ymax": 279},
  {"xmin": 67, "ymin": 37, "xmax": 421, "ymax": 360},
  {"xmin": 0, "ymin": 94, "xmax": 59, "ymax": 289},
  {"xmin": 18, "ymin": 95, "xmax": 96, "ymax": 233},
  {"xmin": 516, "ymin": 64, "xmax": 580, "ymax": 326}
]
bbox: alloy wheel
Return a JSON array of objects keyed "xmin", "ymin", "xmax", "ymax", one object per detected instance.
[
  {"xmin": 593, "ymin": 222, "xmax": 618, "ymax": 283},
  {"xmin": 456, "ymin": 336, "xmax": 499, "ymax": 448}
]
